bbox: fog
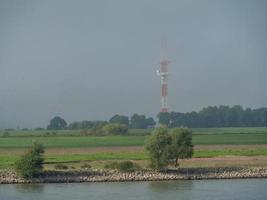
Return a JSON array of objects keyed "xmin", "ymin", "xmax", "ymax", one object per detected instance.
[{"xmin": 0, "ymin": 0, "xmax": 266, "ymax": 128}]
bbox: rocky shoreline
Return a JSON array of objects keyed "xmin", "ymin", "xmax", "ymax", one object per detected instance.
[{"xmin": 1, "ymin": 167, "xmax": 267, "ymax": 184}]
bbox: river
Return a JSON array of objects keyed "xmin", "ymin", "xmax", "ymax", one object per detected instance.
[{"xmin": 1, "ymin": 179, "xmax": 267, "ymax": 200}]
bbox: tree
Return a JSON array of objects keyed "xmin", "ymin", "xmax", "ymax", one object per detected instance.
[
  {"xmin": 47, "ymin": 116, "xmax": 67, "ymax": 130},
  {"xmin": 157, "ymin": 105, "xmax": 267, "ymax": 128},
  {"xmin": 145, "ymin": 127, "xmax": 194, "ymax": 169},
  {"xmin": 145, "ymin": 127, "xmax": 172, "ymax": 169},
  {"xmin": 146, "ymin": 117, "xmax": 156, "ymax": 128},
  {"xmin": 15, "ymin": 143, "xmax": 45, "ymax": 178},
  {"xmin": 109, "ymin": 114, "xmax": 129, "ymax": 127},
  {"xmin": 101, "ymin": 123, "xmax": 128, "ymax": 135},
  {"xmin": 130, "ymin": 114, "xmax": 155, "ymax": 129},
  {"xmin": 130, "ymin": 114, "xmax": 147, "ymax": 129},
  {"xmin": 157, "ymin": 112, "xmax": 172, "ymax": 127},
  {"xmin": 169, "ymin": 128, "xmax": 193, "ymax": 166}
]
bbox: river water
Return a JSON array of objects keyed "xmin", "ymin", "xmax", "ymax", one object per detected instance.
[{"xmin": 1, "ymin": 179, "xmax": 267, "ymax": 200}]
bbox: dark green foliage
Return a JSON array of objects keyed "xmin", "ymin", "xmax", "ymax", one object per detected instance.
[
  {"xmin": 130, "ymin": 114, "xmax": 156, "ymax": 129},
  {"xmin": 67, "ymin": 116, "xmax": 156, "ymax": 130},
  {"xmin": 109, "ymin": 114, "xmax": 129, "ymax": 127},
  {"xmin": 145, "ymin": 127, "xmax": 194, "ymax": 169},
  {"xmin": 54, "ymin": 163, "xmax": 68, "ymax": 170},
  {"xmin": 15, "ymin": 143, "xmax": 44, "ymax": 178},
  {"xmin": 145, "ymin": 127, "xmax": 172, "ymax": 169},
  {"xmin": 47, "ymin": 116, "xmax": 67, "ymax": 130},
  {"xmin": 157, "ymin": 112, "xmax": 172, "ymax": 127},
  {"xmin": 169, "ymin": 128, "xmax": 193, "ymax": 166},
  {"xmin": 2, "ymin": 131, "xmax": 10, "ymax": 137},
  {"xmin": 158, "ymin": 106, "xmax": 267, "ymax": 128},
  {"xmin": 68, "ymin": 120, "xmax": 107, "ymax": 130},
  {"xmin": 146, "ymin": 117, "xmax": 156, "ymax": 127},
  {"xmin": 102, "ymin": 123, "xmax": 128, "ymax": 135},
  {"xmin": 104, "ymin": 161, "xmax": 140, "ymax": 172}
]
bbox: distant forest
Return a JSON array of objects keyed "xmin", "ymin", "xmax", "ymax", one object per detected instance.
[
  {"xmin": 18, "ymin": 105, "xmax": 267, "ymax": 130},
  {"xmin": 158, "ymin": 105, "xmax": 267, "ymax": 128}
]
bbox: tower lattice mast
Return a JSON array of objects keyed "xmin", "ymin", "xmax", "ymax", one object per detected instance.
[{"xmin": 157, "ymin": 37, "xmax": 170, "ymax": 113}]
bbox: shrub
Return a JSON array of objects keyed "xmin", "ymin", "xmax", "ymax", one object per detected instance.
[
  {"xmin": 145, "ymin": 127, "xmax": 172, "ymax": 169},
  {"xmin": 54, "ymin": 163, "xmax": 68, "ymax": 170},
  {"xmin": 101, "ymin": 123, "xmax": 128, "ymax": 135},
  {"xmin": 104, "ymin": 161, "xmax": 140, "ymax": 172},
  {"xmin": 145, "ymin": 127, "xmax": 194, "ymax": 169},
  {"xmin": 80, "ymin": 163, "xmax": 91, "ymax": 169},
  {"xmin": 15, "ymin": 143, "xmax": 45, "ymax": 178},
  {"xmin": 2, "ymin": 131, "xmax": 10, "ymax": 137}
]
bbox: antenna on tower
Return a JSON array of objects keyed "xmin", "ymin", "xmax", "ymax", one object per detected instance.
[{"xmin": 157, "ymin": 35, "xmax": 170, "ymax": 113}]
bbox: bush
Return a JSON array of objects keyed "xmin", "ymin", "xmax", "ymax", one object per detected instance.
[
  {"xmin": 145, "ymin": 127, "xmax": 194, "ymax": 169},
  {"xmin": 15, "ymin": 143, "xmax": 45, "ymax": 178},
  {"xmin": 2, "ymin": 131, "xmax": 10, "ymax": 137},
  {"xmin": 80, "ymin": 163, "xmax": 91, "ymax": 169},
  {"xmin": 54, "ymin": 163, "xmax": 68, "ymax": 170},
  {"xmin": 101, "ymin": 123, "xmax": 128, "ymax": 135},
  {"xmin": 104, "ymin": 161, "xmax": 140, "ymax": 172},
  {"xmin": 145, "ymin": 127, "xmax": 172, "ymax": 169}
]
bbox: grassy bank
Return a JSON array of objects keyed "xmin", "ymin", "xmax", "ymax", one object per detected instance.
[
  {"xmin": 0, "ymin": 132, "xmax": 267, "ymax": 148},
  {"xmin": 1, "ymin": 127, "xmax": 267, "ymax": 137},
  {"xmin": 1, "ymin": 148, "xmax": 267, "ymax": 169},
  {"xmin": 0, "ymin": 127, "xmax": 266, "ymax": 170}
]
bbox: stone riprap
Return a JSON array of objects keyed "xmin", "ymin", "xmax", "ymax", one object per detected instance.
[{"xmin": 1, "ymin": 167, "xmax": 267, "ymax": 184}]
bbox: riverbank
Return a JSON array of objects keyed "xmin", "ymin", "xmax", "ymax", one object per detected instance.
[{"xmin": 1, "ymin": 167, "xmax": 267, "ymax": 184}]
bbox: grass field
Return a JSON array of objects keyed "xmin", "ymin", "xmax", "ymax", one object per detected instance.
[
  {"xmin": 0, "ymin": 132, "xmax": 267, "ymax": 148},
  {"xmin": 0, "ymin": 127, "xmax": 267, "ymax": 170},
  {"xmin": 1, "ymin": 148, "xmax": 267, "ymax": 169},
  {"xmin": 1, "ymin": 127, "xmax": 267, "ymax": 137}
]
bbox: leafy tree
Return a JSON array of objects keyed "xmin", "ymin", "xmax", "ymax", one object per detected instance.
[
  {"xmin": 101, "ymin": 123, "xmax": 128, "ymax": 135},
  {"xmin": 47, "ymin": 116, "xmax": 67, "ymax": 130},
  {"xmin": 146, "ymin": 117, "xmax": 156, "ymax": 128},
  {"xmin": 130, "ymin": 114, "xmax": 147, "ymax": 129},
  {"xmin": 15, "ymin": 143, "xmax": 45, "ymax": 178},
  {"xmin": 145, "ymin": 127, "xmax": 194, "ymax": 169},
  {"xmin": 157, "ymin": 105, "xmax": 267, "ymax": 128},
  {"xmin": 109, "ymin": 114, "xmax": 129, "ymax": 127},
  {"xmin": 157, "ymin": 112, "xmax": 172, "ymax": 127},
  {"xmin": 67, "ymin": 120, "xmax": 107, "ymax": 130},
  {"xmin": 130, "ymin": 114, "xmax": 155, "ymax": 129},
  {"xmin": 169, "ymin": 128, "xmax": 193, "ymax": 166},
  {"xmin": 145, "ymin": 127, "xmax": 172, "ymax": 169}
]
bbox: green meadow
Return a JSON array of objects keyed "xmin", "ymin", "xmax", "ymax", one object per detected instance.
[{"xmin": 0, "ymin": 127, "xmax": 267, "ymax": 169}]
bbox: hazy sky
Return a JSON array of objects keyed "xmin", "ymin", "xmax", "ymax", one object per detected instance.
[{"xmin": 0, "ymin": 0, "xmax": 266, "ymax": 128}]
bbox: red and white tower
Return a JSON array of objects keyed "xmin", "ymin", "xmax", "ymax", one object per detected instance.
[{"xmin": 157, "ymin": 37, "xmax": 170, "ymax": 112}]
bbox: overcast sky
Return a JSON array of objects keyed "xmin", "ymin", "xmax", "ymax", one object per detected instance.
[{"xmin": 0, "ymin": 0, "xmax": 266, "ymax": 128}]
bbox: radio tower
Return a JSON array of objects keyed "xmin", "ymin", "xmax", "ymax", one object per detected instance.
[{"xmin": 157, "ymin": 36, "xmax": 170, "ymax": 113}]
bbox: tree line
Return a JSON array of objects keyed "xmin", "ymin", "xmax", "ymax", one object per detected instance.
[
  {"xmin": 158, "ymin": 105, "xmax": 267, "ymax": 128},
  {"xmin": 65, "ymin": 114, "xmax": 156, "ymax": 130},
  {"xmin": 46, "ymin": 105, "xmax": 267, "ymax": 130}
]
